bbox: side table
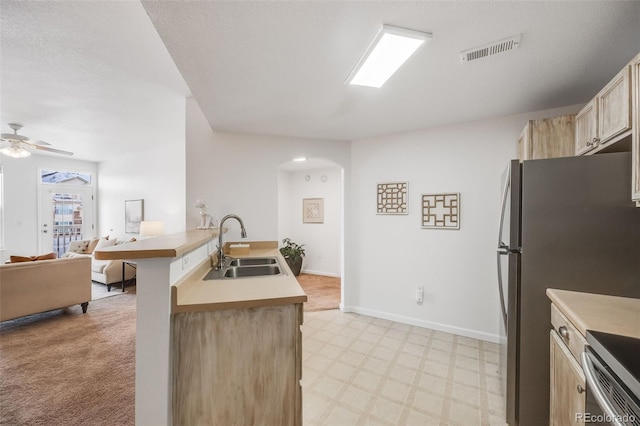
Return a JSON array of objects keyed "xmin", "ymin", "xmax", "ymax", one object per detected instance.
[{"xmin": 121, "ymin": 260, "xmax": 137, "ymax": 292}]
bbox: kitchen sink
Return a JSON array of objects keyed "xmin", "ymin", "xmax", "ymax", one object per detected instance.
[
  {"xmin": 224, "ymin": 265, "xmax": 281, "ymax": 278},
  {"xmin": 203, "ymin": 256, "xmax": 285, "ymax": 280},
  {"xmin": 229, "ymin": 257, "xmax": 277, "ymax": 267}
]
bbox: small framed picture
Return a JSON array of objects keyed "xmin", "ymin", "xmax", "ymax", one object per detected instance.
[
  {"xmin": 125, "ymin": 199, "xmax": 144, "ymax": 233},
  {"xmin": 377, "ymin": 182, "xmax": 408, "ymax": 214},
  {"xmin": 421, "ymin": 193, "xmax": 460, "ymax": 229},
  {"xmin": 303, "ymin": 198, "xmax": 324, "ymax": 223}
]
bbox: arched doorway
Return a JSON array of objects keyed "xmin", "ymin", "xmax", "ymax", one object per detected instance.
[{"xmin": 277, "ymin": 157, "xmax": 344, "ymax": 311}]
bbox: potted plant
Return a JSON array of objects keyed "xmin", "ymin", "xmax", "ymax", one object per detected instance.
[{"xmin": 279, "ymin": 238, "xmax": 305, "ymax": 276}]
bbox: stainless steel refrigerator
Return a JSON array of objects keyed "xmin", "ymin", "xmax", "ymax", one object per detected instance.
[{"xmin": 496, "ymin": 152, "xmax": 640, "ymax": 426}]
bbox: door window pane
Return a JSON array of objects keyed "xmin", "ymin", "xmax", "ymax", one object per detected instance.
[
  {"xmin": 51, "ymin": 193, "xmax": 84, "ymax": 257},
  {"xmin": 41, "ymin": 170, "xmax": 91, "ymax": 186}
]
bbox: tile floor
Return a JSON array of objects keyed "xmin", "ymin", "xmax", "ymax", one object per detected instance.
[{"xmin": 302, "ymin": 309, "xmax": 507, "ymax": 426}]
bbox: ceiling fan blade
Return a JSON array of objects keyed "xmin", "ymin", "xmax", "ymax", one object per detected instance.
[
  {"xmin": 34, "ymin": 145, "xmax": 74, "ymax": 156},
  {"xmin": 24, "ymin": 139, "xmax": 51, "ymax": 146}
]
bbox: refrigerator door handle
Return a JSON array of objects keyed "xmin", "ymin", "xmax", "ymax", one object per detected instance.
[
  {"xmin": 496, "ymin": 251, "xmax": 508, "ymax": 329},
  {"xmin": 497, "ymin": 162, "xmax": 511, "ymax": 249},
  {"xmin": 496, "ymin": 162, "xmax": 511, "ymax": 329}
]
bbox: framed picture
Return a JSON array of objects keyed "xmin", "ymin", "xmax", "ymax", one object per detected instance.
[
  {"xmin": 303, "ymin": 198, "xmax": 324, "ymax": 223},
  {"xmin": 377, "ymin": 182, "xmax": 408, "ymax": 214},
  {"xmin": 125, "ymin": 199, "xmax": 144, "ymax": 233},
  {"xmin": 421, "ymin": 193, "xmax": 460, "ymax": 229}
]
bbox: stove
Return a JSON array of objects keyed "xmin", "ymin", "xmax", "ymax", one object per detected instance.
[{"xmin": 583, "ymin": 330, "xmax": 640, "ymax": 426}]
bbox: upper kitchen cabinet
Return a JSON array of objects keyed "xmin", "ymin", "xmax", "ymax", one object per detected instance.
[
  {"xmin": 574, "ymin": 100, "xmax": 598, "ymax": 156},
  {"xmin": 575, "ymin": 63, "xmax": 632, "ymax": 156},
  {"xmin": 633, "ymin": 52, "xmax": 640, "ymax": 205},
  {"xmin": 518, "ymin": 115, "xmax": 575, "ymax": 161}
]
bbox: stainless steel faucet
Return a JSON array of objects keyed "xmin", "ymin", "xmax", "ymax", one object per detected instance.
[{"xmin": 216, "ymin": 214, "xmax": 247, "ymax": 270}]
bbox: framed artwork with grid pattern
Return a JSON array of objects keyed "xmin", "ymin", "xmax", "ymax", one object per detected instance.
[
  {"xmin": 377, "ymin": 182, "xmax": 408, "ymax": 215},
  {"xmin": 303, "ymin": 198, "xmax": 324, "ymax": 223},
  {"xmin": 421, "ymin": 193, "xmax": 460, "ymax": 229}
]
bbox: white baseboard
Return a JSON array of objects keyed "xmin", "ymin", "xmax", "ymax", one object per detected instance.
[
  {"xmin": 340, "ymin": 305, "xmax": 500, "ymax": 344},
  {"xmin": 300, "ymin": 269, "xmax": 340, "ymax": 278}
]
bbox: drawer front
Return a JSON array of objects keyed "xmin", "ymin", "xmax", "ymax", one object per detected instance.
[{"xmin": 551, "ymin": 304, "xmax": 588, "ymax": 366}]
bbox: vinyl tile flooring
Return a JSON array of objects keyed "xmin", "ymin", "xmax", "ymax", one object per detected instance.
[{"xmin": 302, "ymin": 309, "xmax": 507, "ymax": 426}]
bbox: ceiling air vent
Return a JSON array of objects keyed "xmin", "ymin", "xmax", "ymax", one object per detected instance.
[{"xmin": 460, "ymin": 34, "xmax": 521, "ymax": 63}]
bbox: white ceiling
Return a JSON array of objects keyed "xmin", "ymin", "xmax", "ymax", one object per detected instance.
[
  {"xmin": 0, "ymin": 1, "xmax": 191, "ymax": 162},
  {"xmin": 2, "ymin": 1, "xmax": 639, "ymax": 162}
]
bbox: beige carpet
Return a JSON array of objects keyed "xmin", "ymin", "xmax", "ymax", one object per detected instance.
[
  {"xmin": 91, "ymin": 282, "xmax": 133, "ymax": 300},
  {"xmin": 0, "ymin": 276, "xmax": 336, "ymax": 424},
  {"xmin": 0, "ymin": 291, "xmax": 136, "ymax": 425},
  {"xmin": 296, "ymin": 273, "xmax": 341, "ymax": 312}
]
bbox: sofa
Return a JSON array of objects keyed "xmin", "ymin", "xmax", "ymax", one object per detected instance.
[
  {"xmin": 64, "ymin": 238, "xmax": 136, "ymax": 291},
  {"xmin": 0, "ymin": 256, "xmax": 91, "ymax": 322}
]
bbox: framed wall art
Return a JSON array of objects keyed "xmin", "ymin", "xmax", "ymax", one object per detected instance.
[
  {"xmin": 377, "ymin": 182, "xmax": 408, "ymax": 214},
  {"xmin": 303, "ymin": 198, "xmax": 324, "ymax": 223},
  {"xmin": 125, "ymin": 199, "xmax": 144, "ymax": 233},
  {"xmin": 421, "ymin": 193, "xmax": 460, "ymax": 229}
]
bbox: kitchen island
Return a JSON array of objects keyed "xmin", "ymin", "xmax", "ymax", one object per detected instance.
[{"xmin": 95, "ymin": 232, "xmax": 307, "ymax": 426}]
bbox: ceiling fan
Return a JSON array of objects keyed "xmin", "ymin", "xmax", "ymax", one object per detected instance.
[{"xmin": 0, "ymin": 123, "xmax": 74, "ymax": 158}]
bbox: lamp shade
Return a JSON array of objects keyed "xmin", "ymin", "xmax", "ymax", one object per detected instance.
[{"xmin": 139, "ymin": 221, "xmax": 164, "ymax": 237}]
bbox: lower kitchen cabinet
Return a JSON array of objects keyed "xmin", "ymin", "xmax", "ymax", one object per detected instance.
[
  {"xmin": 549, "ymin": 330, "xmax": 586, "ymax": 426},
  {"xmin": 172, "ymin": 303, "xmax": 303, "ymax": 426},
  {"xmin": 632, "ymin": 52, "xmax": 640, "ymax": 205}
]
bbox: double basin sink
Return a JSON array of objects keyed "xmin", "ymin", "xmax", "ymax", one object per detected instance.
[{"xmin": 204, "ymin": 256, "xmax": 285, "ymax": 280}]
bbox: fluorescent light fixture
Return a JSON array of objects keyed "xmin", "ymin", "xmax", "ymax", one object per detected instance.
[
  {"xmin": 347, "ymin": 24, "xmax": 431, "ymax": 88},
  {"xmin": 293, "ymin": 157, "xmax": 307, "ymax": 162}
]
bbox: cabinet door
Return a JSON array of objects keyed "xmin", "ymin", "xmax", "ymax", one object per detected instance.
[
  {"xmin": 520, "ymin": 116, "xmax": 575, "ymax": 160},
  {"xmin": 549, "ymin": 330, "xmax": 586, "ymax": 426},
  {"xmin": 575, "ymin": 99, "xmax": 598, "ymax": 155},
  {"xmin": 518, "ymin": 123, "xmax": 530, "ymax": 161},
  {"xmin": 530, "ymin": 115, "xmax": 575, "ymax": 159},
  {"xmin": 599, "ymin": 66, "xmax": 631, "ymax": 143},
  {"xmin": 632, "ymin": 53, "xmax": 640, "ymax": 204}
]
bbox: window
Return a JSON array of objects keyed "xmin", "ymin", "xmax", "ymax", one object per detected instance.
[{"xmin": 41, "ymin": 170, "xmax": 91, "ymax": 186}]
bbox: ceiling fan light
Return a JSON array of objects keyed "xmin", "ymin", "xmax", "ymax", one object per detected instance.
[{"xmin": 1, "ymin": 143, "xmax": 31, "ymax": 158}]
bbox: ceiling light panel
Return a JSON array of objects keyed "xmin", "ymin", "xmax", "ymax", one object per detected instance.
[{"xmin": 347, "ymin": 24, "xmax": 432, "ymax": 88}]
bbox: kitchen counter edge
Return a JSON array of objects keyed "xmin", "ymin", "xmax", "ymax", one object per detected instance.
[
  {"xmin": 94, "ymin": 229, "xmax": 219, "ymax": 260},
  {"xmin": 546, "ymin": 288, "xmax": 640, "ymax": 339},
  {"xmin": 171, "ymin": 246, "xmax": 307, "ymax": 313}
]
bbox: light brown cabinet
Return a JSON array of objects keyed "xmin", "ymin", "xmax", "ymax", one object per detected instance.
[
  {"xmin": 549, "ymin": 331, "xmax": 586, "ymax": 426},
  {"xmin": 518, "ymin": 115, "xmax": 575, "ymax": 160},
  {"xmin": 575, "ymin": 100, "xmax": 598, "ymax": 156},
  {"xmin": 575, "ymin": 66, "xmax": 632, "ymax": 155},
  {"xmin": 599, "ymin": 66, "xmax": 632, "ymax": 142},
  {"xmin": 549, "ymin": 303, "xmax": 586, "ymax": 426},
  {"xmin": 172, "ymin": 303, "xmax": 304, "ymax": 426},
  {"xmin": 632, "ymin": 53, "xmax": 640, "ymax": 205}
]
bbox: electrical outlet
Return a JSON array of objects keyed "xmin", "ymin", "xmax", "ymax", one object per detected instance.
[
  {"xmin": 416, "ymin": 286, "xmax": 424, "ymax": 303},
  {"xmin": 182, "ymin": 254, "xmax": 190, "ymax": 270}
]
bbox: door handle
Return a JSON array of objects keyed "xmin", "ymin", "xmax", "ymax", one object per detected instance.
[
  {"xmin": 496, "ymin": 252, "xmax": 508, "ymax": 329},
  {"xmin": 582, "ymin": 351, "xmax": 626, "ymax": 426}
]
